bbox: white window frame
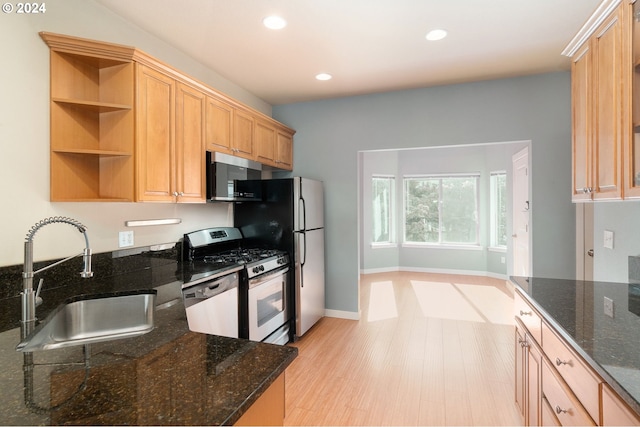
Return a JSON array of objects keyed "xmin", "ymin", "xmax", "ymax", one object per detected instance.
[
  {"xmin": 371, "ymin": 175, "xmax": 396, "ymax": 247},
  {"xmin": 489, "ymin": 171, "xmax": 507, "ymax": 251},
  {"xmin": 402, "ymin": 173, "xmax": 481, "ymax": 249}
]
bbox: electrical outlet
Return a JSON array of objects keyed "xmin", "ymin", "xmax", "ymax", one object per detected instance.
[
  {"xmin": 604, "ymin": 230, "xmax": 614, "ymax": 249},
  {"xmin": 604, "ymin": 296, "xmax": 614, "ymax": 318},
  {"xmin": 119, "ymin": 231, "xmax": 134, "ymax": 248},
  {"xmin": 500, "ymin": 257, "xmax": 505, "ymax": 264}
]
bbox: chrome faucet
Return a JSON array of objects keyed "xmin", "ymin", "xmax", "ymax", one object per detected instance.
[{"xmin": 21, "ymin": 216, "xmax": 93, "ymax": 338}]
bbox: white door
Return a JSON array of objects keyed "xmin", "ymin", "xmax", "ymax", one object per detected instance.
[{"xmin": 512, "ymin": 147, "xmax": 531, "ymax": 276}]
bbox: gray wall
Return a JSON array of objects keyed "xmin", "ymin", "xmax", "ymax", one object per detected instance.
[
  {"xmin": 593, "ymin": 202, "xmax": 640, "ymax": 282},
  {"xmin": 273, "ymin": 73, "xmax": 576, "ymax": 316}
]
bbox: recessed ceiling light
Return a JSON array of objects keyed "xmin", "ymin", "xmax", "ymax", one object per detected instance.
[
  {"xmin": 425, "ymin": 29, "xmax": 448, "ymax": 41},
  {"xmin": 315, "ymin": 73, "xmax": 332, "ymax": 81},
  {"xmin": 263, "ymin": 15, "xmax": 287, "ymax": 30}
]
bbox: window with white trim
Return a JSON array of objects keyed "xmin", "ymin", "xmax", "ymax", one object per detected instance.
[
  {"xmin": 372, "ymin": 176, "xmax": 395, "ymax": 244},
  {"xmin": 403, "ymin": 174, "xmax": 479, "ymax": 245},
  {"xmin": 490, "ymin": 171, "xmax": 507, "ymax": 248}
]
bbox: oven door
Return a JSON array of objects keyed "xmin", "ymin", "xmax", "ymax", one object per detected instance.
[{"xmin": 248, "ymin": 266, "xmax": 289, "ymax": 342}]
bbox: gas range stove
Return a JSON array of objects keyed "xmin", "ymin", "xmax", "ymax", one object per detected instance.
[{"xmin": 181, "ymin": 227, "xmax": 289, "ymax": 285}]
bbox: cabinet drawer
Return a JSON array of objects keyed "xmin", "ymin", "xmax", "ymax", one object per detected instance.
[
  {"xmin": 542, "ymin": 359, "xmax": 595, "ymax": 426},
  {"xmin": 601, "ymin": 383, "xmax": 640, "ymax": 426},
  {"xmin": 541, "ymin": 322, "xmax": 600, "ymax": 422},
  {"xmin": 514, "ymin": 291, "xmax": 542, "ymax": 344},
  {"xmin": 541, "ymin": 396, "xmax": 561, "ymax": 426}
]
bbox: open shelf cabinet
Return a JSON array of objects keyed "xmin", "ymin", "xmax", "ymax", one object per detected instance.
[{"xmin": 41, "ymin": 32, "xmax": 136, "ymax": 201}]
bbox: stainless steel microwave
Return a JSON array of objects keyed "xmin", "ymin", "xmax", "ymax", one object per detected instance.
[{"xmin": 206, "ymin": 151, "xmax": 262, "ymax": 202}]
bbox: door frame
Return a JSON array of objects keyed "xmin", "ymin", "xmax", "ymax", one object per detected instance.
[{"xmin": 511, "ymin": 146, "xmax": 532, "ymax": 276}]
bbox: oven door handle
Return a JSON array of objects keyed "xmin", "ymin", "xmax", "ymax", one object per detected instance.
[{"xmin": 248, "ymin": 266, "xmax": 290, "ymax": 288}]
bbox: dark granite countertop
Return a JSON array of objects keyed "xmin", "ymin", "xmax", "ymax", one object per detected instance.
[
  {"xmin": 511, "ymin": 276, "xmax": 640, "ymax": 416},
  {"xmin": 0, "ymin": 249, "xmax": 297, "ymax": 426}
]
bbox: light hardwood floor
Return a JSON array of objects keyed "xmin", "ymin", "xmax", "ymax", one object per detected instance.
[{"xmin": 283, "ymin": 271, "xmax": 523, "ymax": 426}]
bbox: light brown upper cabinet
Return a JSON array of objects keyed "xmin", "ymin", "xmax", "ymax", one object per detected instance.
[
  {"xmin": 41, "ymin": 32, "xmax": 295, "ymax": 202},
  {"xmin": 41, "ymin": 32, "xmax": 135, "ymax": 202},
  {"xmin": 205, "ymin": 95, "xmax": 234, "ymax": 154},
  {"xmin": 626, "ymin": 0, "xmax": 640, "ymax": 198},
  {"xmin": 566, "ymin": 1, "xmax": 632, "ymax": 202},
  {"xmin": 135, "ymin": 64, "xmax": 205, "ymax": 203},
  {"xmin": 233, "ymin": 108, "xmax": 255, "ymax": 158},
  {"xmin": 254, "ymin": 119, "xmax": 295, "ymax": 170}
]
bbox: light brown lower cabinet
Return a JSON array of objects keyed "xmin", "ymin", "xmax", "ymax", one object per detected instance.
[
  {"xmin": 515, "ymin": 318, "xmax": 542, "ymax": 426},
  {"xmin": 542, "ymin": 396, "xmax": 562, "ymax": 427},
  {"xmin": 514, "ymin": 289, "xmax": 640, "ymax": 426},
  {"xmin": 541, "ymin": 358, "xmax": 595, "ymax": 426},
  {"xmin": 234, "ymin": 372, "xmax": 285, "ymax": 426},
  {"xmin": 602, "ymin": 382, "xmax": 640, "ymax": 426}
]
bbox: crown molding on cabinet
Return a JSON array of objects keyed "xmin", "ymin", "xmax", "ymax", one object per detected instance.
[{"xmin": 561, "ymin": 0, "xmax": 623, "ymax": 57}]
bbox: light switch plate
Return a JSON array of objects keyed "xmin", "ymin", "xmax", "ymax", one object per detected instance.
[
  {"xmin": 604, "ymin": 230, "xmax": 614, "ymax": 249},
  {"xmin": 119, "ymin": 231, "xmax": 134, "ymax": 248},
  {"xmin": 604, "ymin": 296, "xmax": 614, "ymax": 318}
]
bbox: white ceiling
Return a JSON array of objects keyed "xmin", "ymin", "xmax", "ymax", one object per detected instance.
[{"xmin": 95, "ymin": 0, "xmax": 602, "ymax": 106}]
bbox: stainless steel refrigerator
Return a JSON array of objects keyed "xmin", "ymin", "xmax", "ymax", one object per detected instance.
[{"xmin": 234, "ymin": 177, "xmax": 325, "ymax": 339}]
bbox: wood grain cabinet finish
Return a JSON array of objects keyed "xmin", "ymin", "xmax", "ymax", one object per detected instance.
[
  {"xmin": 541, "ymin": 322, "xmax": 601, "ymax": 422},
  {"xmin": 205, "ymin": 95, "xmax": 234, "ymax": 154},
  {"xmin": 174, "ymin": 81, "xmax": 206, "ymax": 203},
  {"xmin": 602, "ymin": 382, "xmax": 640, "ymax": 426},
  {"xmin": 41, "ymin": 32, "xmax": 136, "ymax": 202},
  {"xmin": 567, "ymin": 1, "xmax": 632, "ymax": 201},
  {"xmin": 541, "ymin": 359, "xmax": 596, "ymax": 426},
  {"xmin": 135, "ymin": 65, "xmax": 205, "ymax": 203},
  {"xmin": 234, "ymin": 372, "xmax": 285, "ymax": 426},
  {"xmin": 514, "ymin": 288, "xmax": 640, "ymax": 426},
  {"xmin": 515, "ymin": 291, "xmax": 542, "ymax": 344},
  {"xmin": 515, "ymin": 318, "xmax": 543, "ymax": 426},
  {"xmin": 625, "ymin": 0, "xmax": 640, "ymax": 198},
  {"xmin": 41, "ymin": 32, "xmax": 295, "ymax": 203}
]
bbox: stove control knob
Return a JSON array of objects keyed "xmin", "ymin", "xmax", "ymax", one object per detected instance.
[
  {"xmin": 260, "ymin": 265, "xmax": 265, "ymax": 272},
  {"xmin": 253, "ymin": 266, "xmax": 260, "ymax": 273}
]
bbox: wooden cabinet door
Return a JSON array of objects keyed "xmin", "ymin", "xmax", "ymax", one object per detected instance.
[
  {"xmin": 571, "ymin": 43, "xmax": 593, "ymax": 202},
  {"xmin": 515, "ymin": 322, "xmax": 526, "ymax": 421},
  {"xmin": 255, "ymin": 120, "xmax": 277, "ymax": 165},
  {"xmin": 592, "ymin": 8, "xmax": 623, "ymax": 200},
  {"xmin": 602, "ymin": 382, "xmax": 640, "ymax": 426},
  {"xmin": 276, "ymin": 131, "xmax": 293, "ymax": 170},
  {"xmin": 206, "ymin": 95, "xmax": 234, "ymax": 154},
  {"xmin": 233, "ymin": 109, "xmax": 254, "ymax": 157},
  {"xmin": 136, "ymin": 64, "xmax": 176, "ymax": 202},
  {"xmin": 175, "ymin": 82, "xmax": 206, "ymax": 203},
  {"xmin": 527, "ymin": 339, "xmax": 542, "ymax": 427}
]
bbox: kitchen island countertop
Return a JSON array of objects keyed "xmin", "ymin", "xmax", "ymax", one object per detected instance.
[
  {"xmin": 511, "ymin": 276, "xmax": 640, "ymax": 416},
  {"xmin": 0, "ymin": 280, "xmax": 297, "ymax": 426}
]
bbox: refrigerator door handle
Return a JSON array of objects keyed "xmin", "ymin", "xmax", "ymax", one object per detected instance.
[
  {"xmin": 299, "ymin": 194, "xmax": 306, "ymax": 232},
  {"xmin": 300, "ymin": 232, "xmax": 307, "ymax": 288}
]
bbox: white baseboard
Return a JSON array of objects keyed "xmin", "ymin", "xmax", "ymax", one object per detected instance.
[
  {"xmin": 324, "ymin": 309, "xmax": 360, "ymax": 321},
  {"xmin": 360, "ymin": 266, "xmax": 507, "ymax": 281}
]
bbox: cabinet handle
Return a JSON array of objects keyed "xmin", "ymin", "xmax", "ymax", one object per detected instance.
[
  {"xmin": 555, "ymin": 357, "xmax": 571, "ymax": 367},
  {"xmin": 179, "ymin": 192, "xmax": 184, "ymax": 196},
  {"xmin": 173, "ymin": 192, "xmax": 179, "ymax": 197},
  {"xmin": 519, "ymin": 310, "xmax": 532, "ymax": 316},
  {"xmin": 555, "ymin": 405, "xmax": 568, "ymax": 415}
]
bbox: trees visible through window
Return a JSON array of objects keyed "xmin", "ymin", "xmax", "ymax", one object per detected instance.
[
  {"xmin": 490, "ymin": 172, "xmax": 507, "ymax": 248},
  {"xmin": 404, "ymin": 175, "xmax": 479, "ymax": 245},
  {"xmin": 372, "ymin": 176, "xmax": 394, "ymax": 243}
]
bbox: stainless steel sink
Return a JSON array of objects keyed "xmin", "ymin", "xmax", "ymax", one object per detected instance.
[{"xmin": 16, "ymin": 290, "xmax": 156, "ymax": 352}]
